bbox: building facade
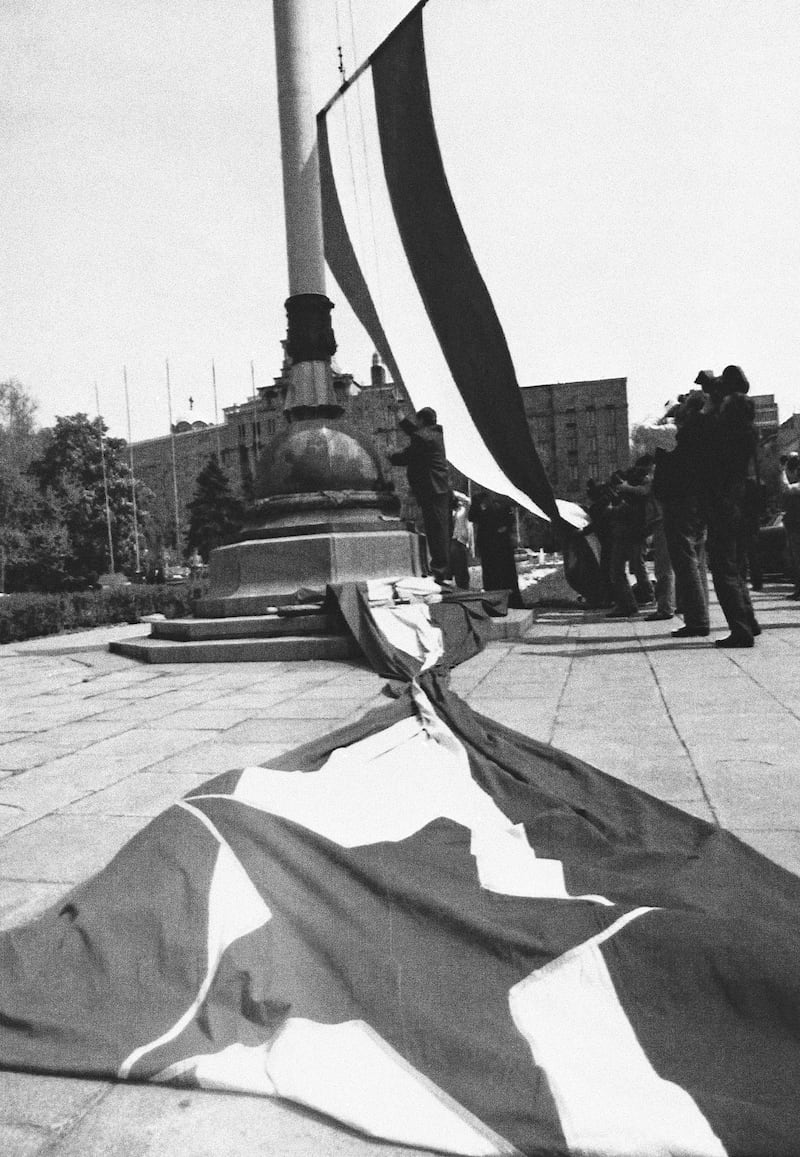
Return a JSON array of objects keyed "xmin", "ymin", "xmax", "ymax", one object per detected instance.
[
  {"xmin": 751, "ymin": 394, "xmax": 779, "ymax": 440},
  {"xmin": 520, "ymin": 377, "xmax": 630, "ymax": 501},
  {"xmin": 130, "ymin": 353, "xmax": 413, "ymax": 552}
]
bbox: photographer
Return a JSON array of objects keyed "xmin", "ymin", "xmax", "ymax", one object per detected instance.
[{"xmin": 779, "ymin": 452, "xmax": 800, "ymax": 600}]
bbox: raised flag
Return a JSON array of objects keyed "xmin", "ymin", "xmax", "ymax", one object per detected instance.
[{"xmin": 318, "ymin": 1, "xmax": 559, "ymax": 525}]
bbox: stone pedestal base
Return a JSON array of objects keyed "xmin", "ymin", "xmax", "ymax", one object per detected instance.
[{"xmin": 196, "ymin": 529, "xmax": 423, "ymax": 618}]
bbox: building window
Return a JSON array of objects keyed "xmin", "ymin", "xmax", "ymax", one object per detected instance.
[
  {"xmin": 568, "ymin": 463, "xmax": 579, "ymax": 487},
  {"xmin": 566, "ymin": 422, "xmax": 578, "ymax": 453},
  {"xmin": 267, "ymin": 418, "xmax": 276, "ymax": 435},
  {"xmin": 585, "ymin": 406, "xmax": 596, "ymax": 427}
]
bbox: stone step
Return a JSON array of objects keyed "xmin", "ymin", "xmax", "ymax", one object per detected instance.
[
  {"xmin": 109, "ymin": 634, "xmax": 357, "ymax": 665},
  {"xmin": 151, "ymin": 613, "xmax": 337, "ymax": 642},
  {"xmin": 483, "ymin": 608, "xmax": 536, "ymax": 640}
]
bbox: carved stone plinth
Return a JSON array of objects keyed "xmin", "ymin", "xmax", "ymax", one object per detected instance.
[{"xmin": 195, "ymin": 529, "xmax": 422, "ymax": 617}]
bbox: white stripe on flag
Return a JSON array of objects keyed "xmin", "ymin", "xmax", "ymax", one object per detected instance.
[
  {"xmin": 509, "ymin": 910, "xmax": 727, "ymax": 1157},
  {"xmin": 153, "ymin": 1018, "xmax": 520, "ymax": 1156},
  {"xmin": 189, "ymin": 689, "xmax": 613, "ymax": 905},
  {"xmin": 369, "ymin": 602, "xmax": 444, "ymax": 671},
  {"xmin": 119, "ymin": 817, "xmax": 272, "ymax": 1080},
  {"xmin": 325, "ymin": 65, "xmax": 549, "ymax": 519}
]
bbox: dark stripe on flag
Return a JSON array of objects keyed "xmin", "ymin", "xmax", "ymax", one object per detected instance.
[
  {"xmin": 370, "ymin": 9, "xmax": 558, "ymax": 522},
  {"xmin": 0, "ymin": 807, "xmax": 221, "ymax": 1077},
  {"xmin": 194, "ymin": 798, "xmax": 628, "ymax": 1153},
  {"xmin": 601, "ymin": 907, "xmax": 800, "ymax": 1156}
]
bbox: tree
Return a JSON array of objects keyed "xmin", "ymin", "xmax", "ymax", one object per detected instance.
[
  {"xmin": 29, "ymin": 413, "xmax": 146, "ymax": 587},
  {"xmin": 0, "ymin": 379, "xmax": 57, "ymax": 592},
  {"xmin": 185, "ymin": 454, "xmax": 244, "ymax": 561}
]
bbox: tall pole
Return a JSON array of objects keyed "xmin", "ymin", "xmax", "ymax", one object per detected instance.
[
  {"xmin": 211, "ymin": 359, "xmax": 221, "ymax": 457},
  {"xmin": 123, "ymin": 366, "xmax": 141, "ymax": 574},
  {"xmin": 94, "ymin": 383, "xmax": 115, "ymax": 574},
  {"xmin": 165, "ymin": 359, "xmax": 181, "ymax": 557},
  {"xmin": 272, "ymin": 0, "xmax": 341, "ymax": 420}
]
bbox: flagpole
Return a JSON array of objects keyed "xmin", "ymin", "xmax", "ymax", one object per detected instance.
[
  {"xmin": 165, "ymin": 359, "xmax": 181, "ymax": 558},
  {"xmin": 211, "ymin": 359, "xmax": 221, "ymax": 457},
  {"xmin": 94, "ymin": 383, "xmax": 115, "ymax": 574},
  {"xmin": 123, "ymin": 366, "xmax": 141, "ymax": 575}
]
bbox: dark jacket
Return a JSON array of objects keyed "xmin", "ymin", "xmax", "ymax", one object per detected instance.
[
  {"xmin": 697, "ymin": 395, "xmax": 757, "ymax": 497},
  {"xmin": 390, "ymin": 424, "xmax": 450, "ymax": 501}
]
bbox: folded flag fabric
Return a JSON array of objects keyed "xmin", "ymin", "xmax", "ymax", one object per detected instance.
[{"xmin": 1, "ymin": 671, "xmax": 799, "ymax": 1156}]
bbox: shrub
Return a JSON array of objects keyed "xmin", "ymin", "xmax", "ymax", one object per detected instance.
[{"xmin": 0, "ymin": 584, "xmax": 201, "ymax": 644}]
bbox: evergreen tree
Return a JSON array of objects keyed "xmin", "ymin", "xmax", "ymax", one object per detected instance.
[{"xmin": 185, "ymin": 454, "xmax": 244, "ymax": 561}]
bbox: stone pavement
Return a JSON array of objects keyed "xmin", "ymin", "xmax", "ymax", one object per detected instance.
[{"xmin": 1, "ymin": 586, "xmax": 799, "ymax": 1155}]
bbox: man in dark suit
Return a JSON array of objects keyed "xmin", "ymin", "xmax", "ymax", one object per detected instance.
[{"xmin": 389, "ymin": 407, "xmax": 452, "ymax": 583}]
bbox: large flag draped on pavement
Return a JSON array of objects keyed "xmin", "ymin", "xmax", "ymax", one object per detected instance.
[
  {"xmin": 318, "ymin": 1, "xmax": 559, "ymax": 525},
  {"xmin": 2, "ymin": 662, "xmax": 800, "ymax": 1155}
]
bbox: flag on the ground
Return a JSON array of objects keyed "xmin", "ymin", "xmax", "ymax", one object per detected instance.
[
  {"xmin": 1, "ymin": 668, "xmax": 800, "ymax": 1156},
  {"xmin": 318, "ymin": 0, "xmax": 558, "ymax": 525}
]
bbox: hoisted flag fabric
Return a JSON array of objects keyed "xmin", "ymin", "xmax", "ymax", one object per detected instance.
[
  {"xmin": 1, "ymin": 667, "xmax": 800, "ymax": 1155},
  {"xmin": 318, "ymin": 1, "xmax": 559, "ymax": 525}
]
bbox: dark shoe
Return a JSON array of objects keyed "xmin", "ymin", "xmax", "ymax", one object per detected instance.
[
  {"xmin": 645, "ymin": 611, "xmax": 673, "ymax": 621},
  {"xmin": 714, "ymin": 634, "xmax": 754, "ymax": 648},
  {"xmin": 671, "ymin": 625, "xmax": 710, "ymax": 638}
]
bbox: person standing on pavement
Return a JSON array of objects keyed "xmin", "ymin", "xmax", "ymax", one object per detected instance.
[
  {"xmin": 633, "ymin": 408, "xmax": 679, "ymax": 622},
  {"xmin": 605, "ymin": 459, "xmax": 655, "ymax": 618},
  {"xmin": 468, "ymin": 490, "xmax": 523, "ymax": 607},
  {"xmin": 698, "ymin": 365, "xmax": 761, "ymax": 648},
  {"xmin": 389, "ymin": 407, "xmax": 452, "ymax": 583},
  {"xmin": 779, "ymin": 452, "xmax": 800, "ymax": 600},
  {"xmin": 656, "ymin": 388, "xmax": 711, "ymax": 638},
  {"xmin": 449, "ymin": 490, "xmax": 472, "ymax": 590}
]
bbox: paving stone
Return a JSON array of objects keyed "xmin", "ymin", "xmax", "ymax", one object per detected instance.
[
  {"xmin": 0, "ymin": 880, "xmax": 67, "ymax": 930},
  {"xmin": 220, "ymin": 718, "xmax": 342, "ymax": 744},
  {"xmin": 730, "ymin": 828, "xmax": 800, "ymax": 876},
  {"xmin": 62, "ymin": 772, "xmax": 216, "ymax": 816},
  {"xmin": 0, "ymin": 741, "xmax": 75, "ymax": 772},
  {"xmin": 0, "ymin": 815, "xmax": 146, "ymax": 883},
  {"xmin": 36, "ymin": 719, "xmax": 137, "ymax": 747},
  {"xmin": 0, "ymin": 1071, "xmax": 108, "ymax": 1128},
  {"xmin": 146, "ymin": 743, "xmax": 292, "ymax": 776},
  {"xmin": 0, "ymin": 1122, "xmax": 51, "ymax": 1155},
  {"xmin": 49, "ymin": 1082, "xmax": 436, "ymax": 1157},
  {"xmin": 0, "ymin": 762, "xmax": 158, "ymax": 829},
  {"xmin": 693, "ymin": 762, "xmax": 800, "ymax": 828},
  {"xmin": 139, "ymin": 708, "xmax": 254, "ymax": 731}
]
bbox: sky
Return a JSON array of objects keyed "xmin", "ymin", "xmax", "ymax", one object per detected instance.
[{"xmin": 2, "ymin": 0, "xmax": 800, "ymax": 445}]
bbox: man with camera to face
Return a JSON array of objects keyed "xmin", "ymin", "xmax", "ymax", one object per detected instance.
[{"xmin": 779, "ymin": 452, "xmax": 800, "ymax": 600}]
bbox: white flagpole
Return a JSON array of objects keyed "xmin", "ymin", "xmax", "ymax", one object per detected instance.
[
  {"xmin": 211, "ymin": 359, "xmax": 221, "ymax": 457},
  {"xmin": 165, "ymin": 359, "xmax": 181, "ymax": 558},
  {"xmin": 94, "ymin": 383, "xmax": 115, "ymax": 574},
  {"xmin": 123, "ymin": 366, "xmax": 141, "ymax": 574}
]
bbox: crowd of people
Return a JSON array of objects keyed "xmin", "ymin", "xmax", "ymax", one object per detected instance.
[
  {"xmin": 583, "ymin": 364, "xmax": 786, "ymax": 648},
  {"xmin": 389, "ymin": 369, "xmax": 800, "ymax": 649},
  {"xmin": 388, "ymin": 407, "xmax": 523, "ymax": 607}
]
